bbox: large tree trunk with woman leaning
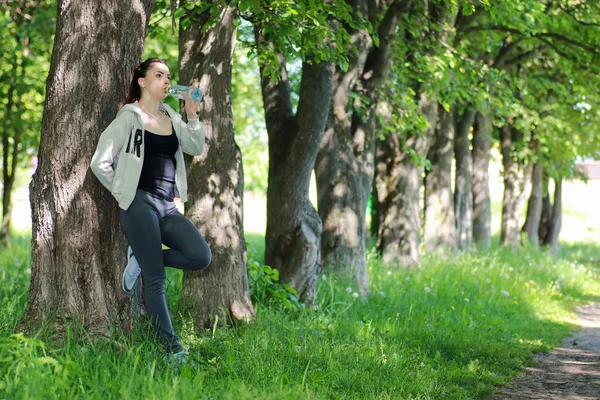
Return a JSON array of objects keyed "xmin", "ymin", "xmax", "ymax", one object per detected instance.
[
  {"xmin": 471, "ymin": 112, "xmax": 492, "ymax": 248},
  {"xmin": 315, "ymin": 0, "xmax": 409, "ymax": 294},
  {"xmin": 424, "ymin": 106, "xmax": 456, "ymax": 252},
  {"xmin": 453, "ymin": 108, "xmax": 476, "ymax": 249},
  {"xmin": 179, "ymin": 2, "xmax": 255, "ymax": 329},
  {"xmin": 258, "ymin": 40, "xmax": 334, "ymax": 303},
  {"xmin": 23, "ymin": 0, "xmax": 155, "ymax": 336}
]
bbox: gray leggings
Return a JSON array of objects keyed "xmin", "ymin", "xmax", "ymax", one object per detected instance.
[{"xmin": 120, "ymin": 189, "xmax": 211, "ymax": 353}]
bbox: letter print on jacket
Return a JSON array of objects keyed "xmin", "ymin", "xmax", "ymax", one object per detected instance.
[{"xmin": 126, "ymin": 128, "xmax": 143, "ymax": 158}]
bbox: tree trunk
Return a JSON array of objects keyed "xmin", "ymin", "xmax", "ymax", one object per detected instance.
[
  {"xmin": 371, "ymin": 156, "xmax": 382, "ymax": 238},
  {"xmin": 315, "ymin": 0, "xmax": 408, "ymax": 294},
  {"xmin": 500, "ymin": 125, "xmax": 530, "ymax": 247},
  {"xmin": 453, "ymin": 108, "xmax": 476, "ymax": 249},
  {"xmin": 538, "ymin": 174, "xmax": 552, "ymax": 244},
  {"xmin": 374, "ymin": 1, "xmax": 455, "ymax": 265},
  {"xmin": 1, "ymin": 83, "xmax": 17, "ymax": 247},
  {"xmin": 179, "ymin": 3, "xmax": 254, "ymax": 329},
  {"xmin": 316, "ymin": 9, "xmax": 371, "ymax": 294},
  {"xmin": 521, "ymin": 161, "xmax": 543, "ymax": 246},
  {"xmin": 1, "ymin": 174, "xmax": 14, "ymax": 247},
  {"xmin": 259, "ymin": 43, "xmax": 334, "ymax": 303},
  {"xmin": 23, "ymin": 0, "xmax": 155, "ymax": 336},
  {"xmin": 471, "ymin": 112, "xmax": 492, "ymax": 248},
  {"xmin": 0, "ymin": 50, "xmax": 22, "ymax": 247},
  {"xmin": 424, "ymin": 105, "xmax": 455, "ymax": 252},
  {"xmin": 546, "ymin": 177, "xmax": 562, "ymax": 250},
  {"xmin": 376, "ymin": 94, "xmax": 439, "ymax": 266},
  {"xmin": 316, "ymin": 109, "xmax": 374, "ymax": 295}
]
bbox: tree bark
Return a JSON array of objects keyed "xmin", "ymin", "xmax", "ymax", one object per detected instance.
[
  {"xmin": 258, "ymin": 36, "xmax": 334, "ymax": 303},
  {"xmin": 374, "ymin": 1, "xmax": 455, "ymax": 266},
  {"xmin": 376, "ymin": 94, "xmax": 439, "ymax": 266},
  {"xmin": 538, "ymin": 174, "xmax": 552, "ymax": 244},
  {"xmin": 500, "ymin": 125, "xmax": 530, "ymax": 247},
  {"xmin": 370, "ymin": 155, "xmax": 382, "ymax": 238},
  {"xmin": 521, "ymin": 161, "xmax": 543, "ymax": 246},
  {"xmin": 424, "ymin": 105, "xmax": 455, "ymax": 252},
  {"xmin": 453, "ymin": 108, "xmax": 476, "ymax": 249},
  {"xmin": 471, "ymin": 112, "xmax": 492, "ymax": 248},
  {"xmin": 315, "ymin": 0, "xmax": 408, "ymax": 294},
  {"xmin": 179, "ymin": 2, "xmax": 254, "ymax": 329},
  {"xmin": 1, "ymin": 66, "xmax": 17, "ymax": 247},
  {"xmin": 315, "ymin": 1, "xmax": 371, "ymax": 295},
  {"xmin": 22, "ymin": 0, "xmax": 154, "ymax": 336},
  {"xmin": 546, "ymin": 177, "xmax": 562, "ymax": 250},
  {"xmin": 1, "ymin": 33, "xmax": 25, "ymax": 247}
]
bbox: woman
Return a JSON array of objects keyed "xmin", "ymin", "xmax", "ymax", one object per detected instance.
[{"xmin": 90, "ymin": 58, "xmax": 211, "ymax": 358}]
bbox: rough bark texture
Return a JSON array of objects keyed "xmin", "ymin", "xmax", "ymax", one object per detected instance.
[
  {"xmin": 471, "ymin": 112, "xmax": 492, "ymax": 248},
  {"xmin": 453, "ymin": 108, "xmax": 476, "ymax": 249},
  {"xmin": 546, "ymin": 177, "xmax": 562, "ymax": 250},
  {"xmin": 1, "ymin": 92, "xmax": 18, "ymax": 246},
  {"xmin": 23, "ymin": 0, "xmax": 155, "ymax": 336},
  {"xmin": 179, "ymin": 3, "xmax": 254, "ymax": 329},
  {"xmin": 1, "ymin": 5, "xmax": 30, "ymax": 247},
  {"xmin": 537, "ymin": 174, "xmax": 562, "ymax": 251},
  {"xmin": 500, "ymin": 125, "xmax": 530, "ymax": 247},
  {"xmin": 375, "ymin": 1, "xmax": 455, "ymax": 266},
  {"xmin": 376, "ymin": 95, "xmax": 439, "ymax": 266},
  {"xmin": 424, "ymin": 106, "xmax": 456, "ymax": 252},
  {"xmin": 315, "ymin": 0, "xmax": 409, "ymax": 294},
  {"xmin": 521, "ymin": 161, "xmax": 544, "ymax": 246},
  {"xmin": 538, "ymin": 175, "xmax": 552, "ymax": 244},
  {"xmin": 259, "ymin": 41, "xmax": 334, "ymax": 303},
  {"xmin": 315, "ymin": 1, "xmax": 371, "ymax": 294}
]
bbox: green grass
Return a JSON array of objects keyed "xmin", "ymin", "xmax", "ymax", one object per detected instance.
[{"xmin": 1, "ymin": 233, "xmax": 599, "ymax": 399}]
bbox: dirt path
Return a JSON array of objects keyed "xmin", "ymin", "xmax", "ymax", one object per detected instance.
[{"xmin": 491, "ymin": 302, "xmax": 600, "ymax": 400}]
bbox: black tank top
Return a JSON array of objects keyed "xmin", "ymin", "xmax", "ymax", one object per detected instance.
[{"xmin": 138, "ymin": 126, "xmax": 179, "ymax": 200}]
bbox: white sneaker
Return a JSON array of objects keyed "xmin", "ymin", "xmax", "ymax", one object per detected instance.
[
  {"xmin": 166, "ymin": 349, "xmax": 190, "ymax": 365},
  {"xmin": 121, "ymin": 246, "xmax": 141, "ymax": 293}
]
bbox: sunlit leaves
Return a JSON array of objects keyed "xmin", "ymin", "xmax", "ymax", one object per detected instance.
[
  {"xmin": 0, "ymin": 1, "xmax": 55, "ymax": 173},
  {"xmin": 240, "ymin": 0, "xmax": 361, "ymax": 80}
]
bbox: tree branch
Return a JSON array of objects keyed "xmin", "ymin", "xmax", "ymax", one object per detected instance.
[
  {"xmin": 558, "ymin": 5, "xmax": 600, "ymax": 27},
  {"xmin": 493, "ymin": 37, "xmax": 523, "ymax": 69},
  {"xmin": 463, "ymin": 25, "xmax": 598, "ymax": 54},
  {"xmin": 504, "ymin": 48, "xmax": 542, "ymax": 67},
  {"xmin": 537, "ymin": 37, "xmax": 585, "ymax": 65},
  {"xmin": 361, "ymin": 0, "xmax": 412, "ymax": 90}
]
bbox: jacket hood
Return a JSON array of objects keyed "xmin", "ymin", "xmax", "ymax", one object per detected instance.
[
  {"xmin": 117, "ymin": 102, "xmax": 143, "ymax": 118},
  {"xmin": 118, "ymin": 101, "xmax": 173, "ymax": 118}
]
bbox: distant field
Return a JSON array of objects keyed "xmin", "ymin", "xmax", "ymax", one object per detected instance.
[{"xmin": 8, "ymin": 165, "xmax": 600, "ymax": 246}]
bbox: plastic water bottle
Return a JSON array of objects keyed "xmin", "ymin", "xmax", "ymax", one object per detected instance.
[{"xmin": 167, "ymin": 85, "xmax": 203, "ymax": 101}]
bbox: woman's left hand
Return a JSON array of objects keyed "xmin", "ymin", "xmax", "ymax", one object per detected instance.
[{"xmin": 183, "ymin": 92, "xmax": 200, "ymax": 120}]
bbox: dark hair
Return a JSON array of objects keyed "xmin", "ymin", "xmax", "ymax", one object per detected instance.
[{"xmin": 126, "ymin": 58, "xmax": 168, "ymax": 103}]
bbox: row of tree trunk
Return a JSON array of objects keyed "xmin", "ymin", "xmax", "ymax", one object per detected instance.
[{"xmin": 23, "ymin": 0, "xmax": 563, "ymax": 336}]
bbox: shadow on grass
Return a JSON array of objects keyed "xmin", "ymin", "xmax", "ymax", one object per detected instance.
[
  {"xmin": 3, "ymin": 230, "xmax": 600, "ymax": 399},
  {"xmin": 559, "ymin": 241, "xmax": 600, "ymax": 265}
]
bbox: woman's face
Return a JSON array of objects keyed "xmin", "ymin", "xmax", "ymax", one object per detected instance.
[{"xmin": 139, "ymin": 62, "xmax": 170, "ymax": 101}]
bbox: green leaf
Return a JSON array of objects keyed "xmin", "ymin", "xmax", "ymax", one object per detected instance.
[{"xmin": 174, "ymin": 7, "xmax": 186, "ymax": 19}]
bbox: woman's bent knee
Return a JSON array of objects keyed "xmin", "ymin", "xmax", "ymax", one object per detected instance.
[{"xmin": 190, "ymin": 248, "xmax": 211, "ymax": 271}]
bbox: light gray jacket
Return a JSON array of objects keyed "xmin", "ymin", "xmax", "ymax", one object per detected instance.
[{"xmin": 90, "ymin": 101, "xmax": 205, "ymax": 210}]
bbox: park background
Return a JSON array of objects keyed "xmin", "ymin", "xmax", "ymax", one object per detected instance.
[{"xmin": 2, "ymin": 1, "xmax": 600, "ymax": 399}]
